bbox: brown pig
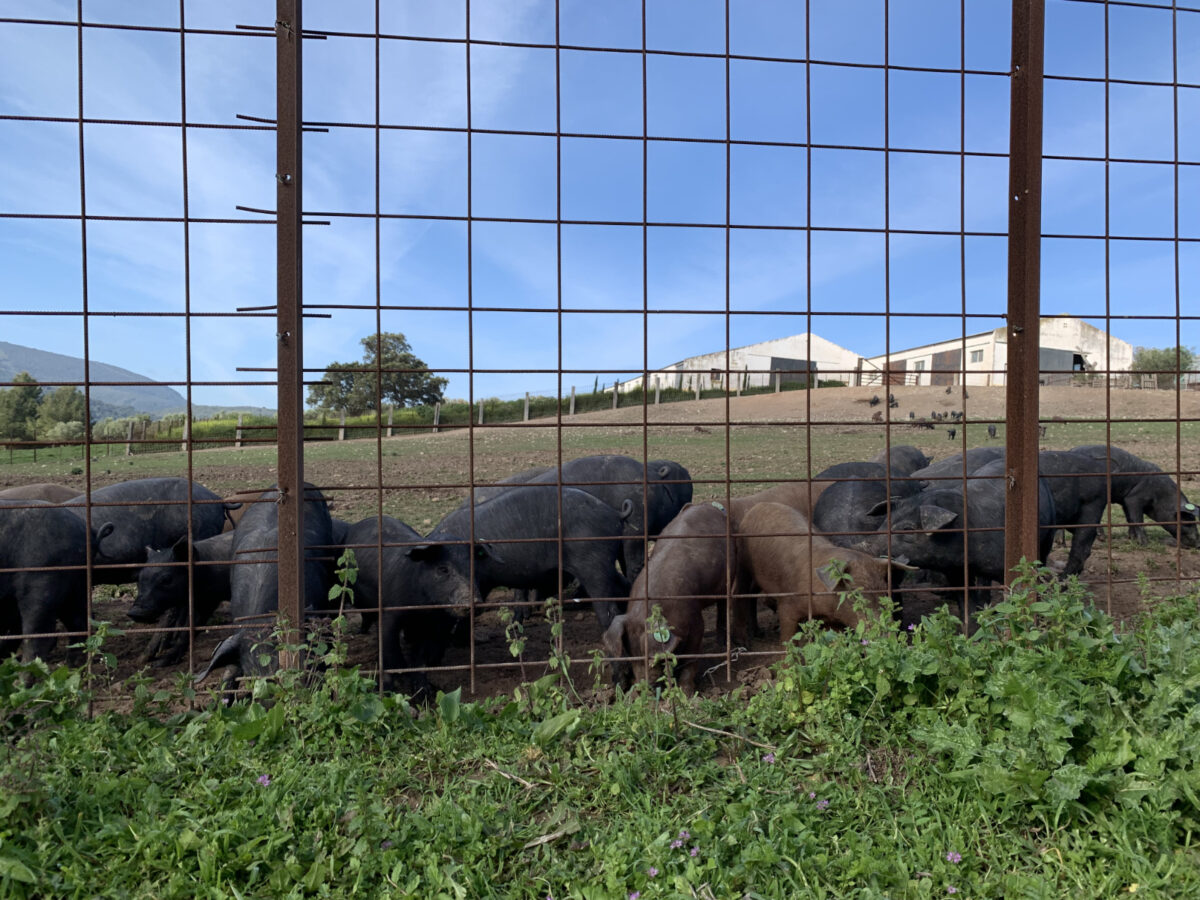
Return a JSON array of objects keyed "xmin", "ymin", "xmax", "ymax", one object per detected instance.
[
  {"xmin": 601, "ymin": 501, "xmax": 740, "ymax": 693},
  {"xmin": 727, "ymin": 480, "xmax": 833, "ymax": 532},
  {"xmin": 736, "ymin": 501, "xmax": 912, "ymax": 643},
  {"xmin": 0, "ymin": 483, "xmax": 79, "ymax": 503}
]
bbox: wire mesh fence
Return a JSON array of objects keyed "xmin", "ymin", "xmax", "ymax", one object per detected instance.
[{"xmin": 0, "ymin": 0, "xmax": 1197, "ymax": 707}]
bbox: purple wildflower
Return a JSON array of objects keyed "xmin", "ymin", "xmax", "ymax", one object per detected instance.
[
  {"xmin": 808, "ymin": 791, "xmax": 816, "ymax": 799},
  {"xmin": 380, "ymin": 840, "xmax": 393, "ymax": 850},
  {"xmin": 629, "ymin": 893, "xmax": 640, "ymax": 900},
  {"xmin": 908, "ymin": 623, "xmax": 916, "ymax": 631},
  {"xmin": 860, "ymin": 639, "xmax": 870, "ymax": 645},
  {"xmin": 690, "ymin": 846, "xmax": 699, "ymax": 858},
  {"xmin": 817, "ymin": 799, "xmax": 830, "ymax": 810},
  {"xmin": 678, "ymin": 830, "xmax": 690, "ymax": 840},
  {"xmin": 670, "ymin": 839, "xmax": 683, "ymax": 849},
  {"xmin": 762, "ymin": 752, "xmax": 776, "ymax": 764},
  {"xmin": 946, "ymin": 851, "xmax": 962, "ymax": 864},
  {"xmin": 947, "ymin": 887, "xmax": 958, "ymax": 895},
  {"xmin": 647, "ymin": 867, "xmax": 658, "ymax": 877},
  {"xmin": 256, "ymin": 774, "xmax": 271, "ymax": 787}
]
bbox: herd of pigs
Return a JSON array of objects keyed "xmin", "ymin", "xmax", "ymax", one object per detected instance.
[{"xmin": 0, "ymin": 442, "xmax": 1196, "ymax": 697}]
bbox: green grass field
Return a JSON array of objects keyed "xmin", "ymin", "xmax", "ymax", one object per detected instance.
[{"xmin": 3, "ymin": 574, "xmax": 1199, "ymax": 898}]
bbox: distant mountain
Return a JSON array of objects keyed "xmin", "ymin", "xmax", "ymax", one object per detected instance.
[{"xmin": 0, "ymin": 341, "xmax": 186, "ymax": 418}]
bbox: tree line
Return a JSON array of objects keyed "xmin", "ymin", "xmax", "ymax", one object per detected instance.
[
  {"xmin": 4, "ymin": 339, "xmax": 1190, "ymax": 447},
  {"xmin": 0, "ymin": 373, "xmax": 89, "ymax": 442}
]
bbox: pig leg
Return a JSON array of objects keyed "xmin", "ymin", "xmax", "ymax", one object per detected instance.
[
  {"xmin": 571, "ymin": 566, "xmax": 629, "ymax": 631},
  {"xmin": 1122, "ymin": 500, "xmax": 1149, "ymax": 545}
]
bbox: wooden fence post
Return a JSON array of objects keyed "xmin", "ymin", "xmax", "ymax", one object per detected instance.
[
  {"xmin": 386, "ymin": 404, "xmax": 394, "ymax": 438},
  {"xmin": 125, "ymin": 420, "xmax": 135, "ymax": 456},
  {"xmin": 654, "ymin": 381, "xmax": 661, "ymax": 405},
  {"xmin": 524, "ymin": 392, "xmax": 531, "ymax": 421},
  {"xmin": 338, "ymin": 409, "xmax": 346, "ymax": 441},
  {"xmin": 774, "ymin": 371, "xmax": 781, "ymax": 393},
  {"xmin": 432, "ymin": 401, "xmax": 441, "ymax": 433},
  {"xmin": 569, "ymin": 386, "xmax": 576, "ymax": 416},
  {"xmin": 235, "ymin": 413, "xmax": 243, "ymax": 449},
  {"xmin": 694, "ymin": 379, "xmax": 701, "ymax": 401},
  {"xmin": 478, "ymin": 399, "xmax": 484, "ymax": 425},
  {"xmin": 180, "ymin": 418, "xmax": 189, "ymax": 452},
  {"xmin": 611, "ymin": 384, "xmax": 618, "ymax": 409}
]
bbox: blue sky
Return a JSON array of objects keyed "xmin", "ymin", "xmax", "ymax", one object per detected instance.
[{"xmin": 0, "ymin": 0, "xmax": 1197, "ymax": 407}]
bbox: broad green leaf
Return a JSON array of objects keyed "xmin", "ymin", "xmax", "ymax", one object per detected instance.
[{"xmin": 533, "ymin": 709, "xmax": 581, "ymax": 747}]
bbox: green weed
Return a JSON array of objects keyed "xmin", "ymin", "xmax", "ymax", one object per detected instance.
[{"xmin": 3, "ymin": 574, "xmax": 1199, "ymax": 898}]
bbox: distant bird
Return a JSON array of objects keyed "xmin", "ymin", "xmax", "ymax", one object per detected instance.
[
  {"xmin": 869, "ymin": 395, "xmax": 881, "ymax": 407},
  {"xmin": 987, "ymin": 424, "xmax": 998, "ymax": 439},
  {"xmin": 693, "ymin": 425, "xmax": 712, "ymax": 434},
  {"xmin": 908, "ymin": 410, "xmax": 915, "ymax": 420},
  {"xmin": 888, "ymin": 393, "xmax": 898, "ymax": 408},
  {"xmin": 947, "ymin": 428, "xmax": 957, "ymax": 440},
  {"xmin": 945, "ymin": 385, "xmax": 953, "ymax": 394},
  {"xmin": 871, "ymin": 411, "xmax": 883, "ymax": 423}
]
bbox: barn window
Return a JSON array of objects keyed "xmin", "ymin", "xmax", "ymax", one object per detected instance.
[{"xmin": 970, "ymin": 349, "xmax": 984, "ymax": 363}]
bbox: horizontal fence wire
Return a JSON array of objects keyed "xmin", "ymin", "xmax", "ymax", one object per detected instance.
[{"xmin": 0, "ymin": 0, "xmax": 1196, "ymax": 710}]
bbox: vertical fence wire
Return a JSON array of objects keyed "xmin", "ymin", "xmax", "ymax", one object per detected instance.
[{"xmin": 74, "ymin": 0, "xmax": 95, "ymax": 707}]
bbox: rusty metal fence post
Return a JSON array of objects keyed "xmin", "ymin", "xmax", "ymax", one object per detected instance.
[
  {"xmin": 275, "ymin": 0, "xmax": 305, "ymax": 663},
  {"xmin": 1004, "ymin": 0, "xmax": 1046, "ymax": 579}
]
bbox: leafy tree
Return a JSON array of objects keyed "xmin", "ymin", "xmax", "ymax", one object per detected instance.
[
  {"xmin": 39, "ymin": 386, "xmax": 88, "ymax": 428},
  {"xmin": 1131, "ymin": 346, "xmax": 1196, "ymax": 390},
  {"xmin": 0, "ymin": 371, "xmax": 42, "ymax": 441},
  {"xmin": 307, "ymin": 333, "xmax": 447, "ymax": 415},
  {"xmin": 45, "ymin": 420, "xmax": 86, "ymax": 442}
]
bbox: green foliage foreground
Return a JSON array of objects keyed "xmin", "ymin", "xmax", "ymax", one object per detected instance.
[{"xmin": 3, "ymin": 568, "xmax": 1199, "ymax": 899}]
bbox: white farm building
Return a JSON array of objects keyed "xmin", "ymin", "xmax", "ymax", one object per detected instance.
[
  {"xmin": 858, "ymin": 317, "xmax": 1135, "ymax": 387},
  {"xmin": 616, "ymin": 317, "xmax": 1134, "ymax": 394},
  {"xmin": 618, "ymin": 333, "xmax": 862, "ymax": 394}
]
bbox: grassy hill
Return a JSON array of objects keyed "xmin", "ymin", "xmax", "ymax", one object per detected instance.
[{"xmin": 0, "ymin": 341, "xmax": 185, "ymax": 417}]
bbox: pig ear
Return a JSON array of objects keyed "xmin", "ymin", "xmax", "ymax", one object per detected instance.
[
  {"xmin": 404, "ymin": 543, "xmax": 435, "ymax": 561},
  {"xmin": 656, "ymin": 464, "xmax": 671, "ymax": 479},
  {"xmin": 601, "ymin": 614, "xmax": 629, "ymax": 660},
  {"xmin": 475, "ymin": 542, "xmax": 504, "ymax": 564},
  {"xmin": 96, "ymin": 522, "xmax": 115, "ymax": 543},
  {"xmin": 919, "ymin": 505, "xmax": 957, "ymax": 531},
  {"xmin": 816, "ymin": 562, "xmax": 845, "ymax": 591},
  {"xmin": 661, "ymin": 632, "xmax": 683, "ymax": 658},
  {"xmin": 865, "ymin": 499, "xmax": 890, "ymax": 518},
  {"xmin": 171, "ymin": 535, "xmax": 189, "ymax": 560},
  {"xmin": 194, "ymin": 634, "xmax": 242, "ymax": 683}
]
